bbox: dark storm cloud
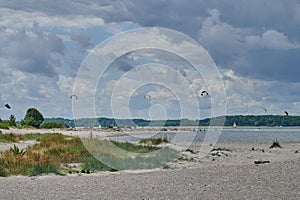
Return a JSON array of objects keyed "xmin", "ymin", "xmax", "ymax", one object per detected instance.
[
  {"xmin": 93, "ymin": 0, "xmax": 300, "ymax": 83},
  {"xmin": 1, "ymin": 0, "xmax": 299, "ymax": 83},
  {"xmin": 5, "ymin": 25, "xmax": 65, "ymax": 77},
  {"xmin": 235, "ymin": 48, "xmax": 300, "ymax": 82}
]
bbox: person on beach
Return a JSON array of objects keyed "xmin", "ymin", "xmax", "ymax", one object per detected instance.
[{"xmin": 89, "ymin": 131, "xmax": 93, "ymax": 138}]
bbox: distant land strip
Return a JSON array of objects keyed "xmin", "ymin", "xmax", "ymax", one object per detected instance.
[{"xmin": 43, "ymin": 115, "xmax": 300, "ymax": 128}]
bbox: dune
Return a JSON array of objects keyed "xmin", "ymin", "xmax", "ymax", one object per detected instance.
[{"xmin": 0, "ymin": 128, "xmax": 299, "ymax": 199}]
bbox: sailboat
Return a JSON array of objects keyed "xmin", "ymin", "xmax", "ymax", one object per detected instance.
[{"xmin": 233, "ymin": 122, "xmax": 237, "ymax": 128}]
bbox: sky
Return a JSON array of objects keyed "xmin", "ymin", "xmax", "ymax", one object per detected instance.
[{"xmin": 0, "ymin": 0, "xmax": 300, "ymax": 120}]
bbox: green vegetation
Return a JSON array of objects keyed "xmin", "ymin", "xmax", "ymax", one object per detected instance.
[
  {"xmin": 82, "ymin": 138, "xmax": 177, "ymax": 171},
  {"xmin": 44, "ymin": 115, "xmax": 300, "ymax": 128},
  {"xmin": 3, "ymin": 114, "xmax": 297, "ymax": 128},
  {"xmin": 0, "ymin": 115, "xmax": 17, "ymax": 129},
  {"xmin": 44, "ymin": 118, "xmax": 74, "ymax": 128},
  {"xmin": 9, "ymin": 115, "xmax": 17, "ymax": 127},
  {"xmin": 220, "ymin": 115, "xmax": 299, "ymax": 126},
  {"xmin": 0, "ymin": 133, "xmax": 24, "ymax": 143},
  {"xmin": 40, "ymin": 122, "xmax": 67, "ymax": 129},
  {"xmin": 20, "ymin": 108, "xmax": 44, "ymax": 128},
  {"xmin": 270, "ymin": 139, "xmax": 282, "ymax": 148},
  {"xmin": 0, "ymin": 123, "xmax": 9, "ymax": 129},
  {"xmin": 0, "ymin": 133, "xmax": 178, "ymax": 177},
  {"xmin": 10, "ymin": 144, "xmax": 26, "ymax": 156},
  {"xmin": 139, "ymin": 137, "xmax": 169, "ymax": 145}
]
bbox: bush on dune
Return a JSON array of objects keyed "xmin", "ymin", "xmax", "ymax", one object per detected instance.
[{"xmin": 40, "ymin": 122, "xmax": 67, "ymax": 129}]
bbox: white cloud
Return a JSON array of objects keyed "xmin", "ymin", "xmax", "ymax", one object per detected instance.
[
  {"xmin": 57, "ymin": 75, "xmax": 74, "ymax": 94},
  {"xmin": 245, "ymin": 29, "xmax": 299, "ymax": 50},
  {"xmin": 223, "ymin": 69, "xmax": 300, "ymax": 115},
  {"xmin": 0, "ymin": 8, "xmax": 104, "ymax": 30}
]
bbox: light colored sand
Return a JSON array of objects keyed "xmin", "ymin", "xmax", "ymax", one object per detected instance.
[
  {"xmin": 167, "ymin": 142, "xmax": 300, "ymax": 169},
  {"xmin": 0, "ymin": 157, "xmax": 299, "ymax": 199},
  {"xmin": 0, "ymin": 129, "xmax": 299, "ymax": 199}
]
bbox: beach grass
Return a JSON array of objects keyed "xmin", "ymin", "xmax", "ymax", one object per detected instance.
[
  {"xmin": 82, "ymin": 138, "xmax": 177, "ymax": 171},
  {"xmin": 0, "ymin": 133, "xmax": 24, "ymax": 143},
  {"xmin": 0, "ymin": 133, "xmax": 178, "ymax": 176},
  {"xmin": 139, "ymin": 137, "xmax": 169, "ymax": 145},
  {"xmin": 270, "ymin": 139, "xmax": 282, "ymax": 148}
]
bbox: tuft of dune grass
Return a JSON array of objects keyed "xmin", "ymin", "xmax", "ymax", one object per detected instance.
[{"xmin": 0, "ymin": 133, "xmax": 178, "ymax": 176}]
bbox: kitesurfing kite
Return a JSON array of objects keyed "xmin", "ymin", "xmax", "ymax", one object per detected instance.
[
  {"xmin": 284, "ymin": 111, "xmax": 289, "ymax": 118},
  {"xmin": 70, "ymin": 94, "xmax": 78, "ymax": 100},
  {"xmin": 263, "ymin": 108, "xmax": 267, "ymax": 113},
  {"xmin": 144, "ymin": 94, "xmax": 151, "ymax": 99},
  {"xmin": 201, "ymin": 90, "xmax": 209, "ymax": 96},
  {"xmin": 4, "ymin": 103, "xmax": 11, "ymax": 109}
]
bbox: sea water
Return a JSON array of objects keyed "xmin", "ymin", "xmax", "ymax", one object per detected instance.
[{"xmin": 106, "ymin": 127, "xmax": 300, "ymax": 143}]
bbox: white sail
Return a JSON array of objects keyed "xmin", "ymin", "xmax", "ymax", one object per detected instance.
[{"xmin": 233, "ymin": 122, "xmax": 237, "ymax": 128}]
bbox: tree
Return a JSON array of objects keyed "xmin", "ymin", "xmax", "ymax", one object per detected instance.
[
  {"xmin": 9, "ymin": 114, "xmax": 16, "ymax": 127},
  {"xmin": 21, "ymin": 108, "xmax": 44, "ymax": 128}
]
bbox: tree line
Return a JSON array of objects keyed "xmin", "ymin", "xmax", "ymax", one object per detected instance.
[
  {"xmin": 46, "ymin": 115, "xmax": 300, "ymax": 127},
  {"xmin": 1, "ymin": 108, "xmax": 300, "ymax": 129}
]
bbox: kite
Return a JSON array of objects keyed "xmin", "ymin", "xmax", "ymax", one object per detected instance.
[
  {"xmin": 284, "ymin": 111, "xmax": 289, "ymax": 118},
  {"xmin": 201, "ymin": 90, "xmax": 208, "ymax": 96},
  {"xmin": 144, "ymin": 94, "xmax": 151, "ymax": 99},
  {"xmin": 263, "ymin": 108, "xmax": 267, "ymax": 113},
  {"xmin": 70, "ymin": 94, "xmax": 78, "ymax": 100}
]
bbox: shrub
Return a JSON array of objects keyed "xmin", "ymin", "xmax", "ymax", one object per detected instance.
[
  {"xmin": 0, "ymin": 123, "xmax": 9, "ymax": 129},
  {"xmin": 21, "ymin": 108, "xmax": 44, "ymax": 128},
  {"xmin": 0, "ymin": 165, "xmax": 7, "ymax": 177},
  {"xmin": 40, "ymin": 122, "xmax": 66, "ymax": 129}
]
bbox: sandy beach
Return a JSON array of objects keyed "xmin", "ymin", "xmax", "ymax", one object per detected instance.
[
  {"xmin": 0, "ymin": 129, "xmax": 299, "ymax": 199},
  {"xmin": 0, "ymin": 153, "xmax": 299, "ymax": 199}
]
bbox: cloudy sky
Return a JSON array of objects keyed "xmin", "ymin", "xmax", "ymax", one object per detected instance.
[{"xmin": 0, "ymin": 0, "xmax": 299, "ymax": 120}]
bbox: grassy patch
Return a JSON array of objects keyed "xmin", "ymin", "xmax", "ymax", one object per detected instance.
[
  {"xmin": 270, "ymin": 139, "xmax": 282, "ymax": 148},
  {"xmin": 0, "ymin": 133, "xmax": 178, "ymax": 176},
  {"xmin": 139, "ymin": 137, "xmax": 169, "ymax": 145},
  {"xmin": 82, "ymin": 138, "xmax": 177, "ymax": 170},
  {"xmin": 10, "ymin": 144, "xmax": 26, "ymax": 156},
  {"xmin": 0, "ymin": 133, "xmax": 24, "ymax": 143},
  {"xmin": 30, "ymin": 165, "xmax": 63, "ymax": 176},
  {"xmin": 0, "ymin": 165, "xmax": 6, "ymax": 177},
  {"xmin": 22, "ymin": 133, "xmax": 65, "ymax": 142}
]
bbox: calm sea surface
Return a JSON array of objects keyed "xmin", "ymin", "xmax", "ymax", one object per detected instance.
[{"xmin": 107, "ymin": 127, "xmax": 300, "ymax": 143}]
